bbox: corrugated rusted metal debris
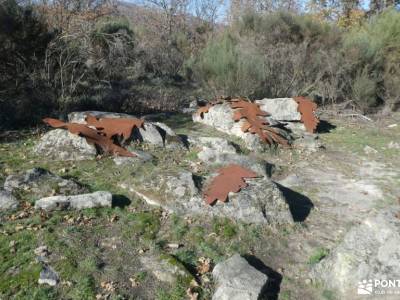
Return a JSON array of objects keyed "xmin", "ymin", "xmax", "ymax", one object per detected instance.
[
  {"xmin": 293, "ymin": 96, "xmax": 319, "ymax": 133},
  {"xmin": 203, "ymin": 164, "xmax": 259, "ymax": 205},
  {"xmin": 42, "ymin": 116, "xmax": 141, "ymax": 157},
  {"xmin": 230, "ymin": 98, "xmax": 289, "ymax": 146}
]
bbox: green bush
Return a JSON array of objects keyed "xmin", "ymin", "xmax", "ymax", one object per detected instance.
[
  {"xmin": 344, "ymin": 9, "xmax": 400, "ymax": 111},
  {"xmin": 190, "ymin": 32, "xmax": 265, "ymax": 96},
  {"xmin": 191, "ymin": 12, "xmax": 345, "ymax": 101},
  {"xmin": 351, "ymin": 70, "xmax": 379, "ymax": 111}
]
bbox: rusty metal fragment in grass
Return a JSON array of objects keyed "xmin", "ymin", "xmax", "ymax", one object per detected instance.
[
  {"xmin": 203, "ymin": 164, "xmax": 259, "ymax": 205},
  {"xmin": 230, "ymin": 98, "xmax": 289, "ymax": 146},
  {"xmin": 293, "ymin": 96, "xmax": 319, "ymax": 133},
  {"xmin": 43, "ymin": 118, "xmax": 135, "ymax": 157},
  {"xmin": 85, "ymin": 114, "xmax": 144, "ymax": 142}
]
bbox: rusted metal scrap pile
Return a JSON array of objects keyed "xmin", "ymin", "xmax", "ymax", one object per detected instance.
[{"xmin": 43, "ymin": 115, "xmax": 144, "ymax": 157}]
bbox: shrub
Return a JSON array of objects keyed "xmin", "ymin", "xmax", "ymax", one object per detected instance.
[
  {"xmin": 343, "ymin": 9, "xmax": 400, "ymax": 111},
  {"xmin": 351, "ymin": 70, "xmax": 379, "ymax": 111},
  {"xmin": 191, "ymin": 11, "xmax": 346, "ymax": 102}
]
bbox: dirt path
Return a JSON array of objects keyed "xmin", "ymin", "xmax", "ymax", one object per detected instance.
[{"xmin": 271, "ymin": 134, "xmax": 400, "ymax": 299}]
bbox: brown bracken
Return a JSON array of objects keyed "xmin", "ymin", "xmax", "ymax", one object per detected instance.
[
  {"xmin": 293, "ymin": 96, "xmax": 319, "ymax": 133},
  {"xmin": 203, "ymin": 164, "xmax": 259, "ymax": 205},
  {"xmin": 43, "ymin": 118, "xmax": 135, "ymax": 157}
]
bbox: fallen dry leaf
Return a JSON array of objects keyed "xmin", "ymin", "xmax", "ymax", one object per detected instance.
[
  {"xmin": 197, "ymin": 257, "xmax": 212, "ymax": 274},
  {"xmin": 100, "ymin": 281, "xmax": 115, "ymax": 292}
]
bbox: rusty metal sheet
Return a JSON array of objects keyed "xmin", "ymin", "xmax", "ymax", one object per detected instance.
[
  {"xmin": 293, "ymin": 96, "xmax": 319, "ymax": 133},
  {"xmin": 203, "ymin": 164, "xmax": 259, "ymax": 205},
  {"xmin": 85, "ymin": 114, "xmax": 144, "ymax": 142},
  {"xmin": 230, "ymin": 98, "xmax": 289, "ymax": 146},
  {"xmin": 43, "ymin": 118, "xmax": 135, "ymax": 157}
]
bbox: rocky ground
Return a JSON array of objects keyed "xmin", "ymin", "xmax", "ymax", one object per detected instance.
[{"xmin": 0, "ymin": 107, "xmax": 400, "ymax": 300}]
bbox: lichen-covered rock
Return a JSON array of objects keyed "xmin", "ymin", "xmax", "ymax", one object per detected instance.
[
  {"xmin": 255, "ymin": 98, "xmax": 301, "ymax": 121},
  {"xmin": 68, "ymin": 111, "xmax": 185, "ymax": 149},
  {"xmin": 4, "ymin": 168, "xmax": 87, "ymax": 199},
  {"xmin": 126, "ymin": 171, "xmax": 293, "ymax": 225},
  {"xmin": 188, "ymin": 136, "xmax": 237, "ymax": 154},
  {"xmin": 139, "ymin": 253, "xmax": 193, "ymax": 284},
  {"xmin": 38, "ymin": 265, "xmax": 59, "ymax": 286},
  {"xmin": 113, "ymin": 150, "xmax": 153, "ymax": 166},
  {"xmin": 0, "ymin": 189, "xmax": 18, "ymax": 210},
  {"xmin": 312, "ymin": 207, "xmax": 400, "ymax": 298},
  {"xmin": 68, "ymin": 111, "xmax": 137, "ymax": 123},
  {"xmin": 212, "ymin": 254, "xmax": 268, "ymax": 300},
  {"xmin": 189, "ymin": 136, "xmax": 274, "ymax": 177},
  {"xmin": 35, "ymin": 191, "xmax": 112, "ymax": 211},
  {"xmin": 34, "ymin": 129, "xmax": 97, "ymax": 160}
]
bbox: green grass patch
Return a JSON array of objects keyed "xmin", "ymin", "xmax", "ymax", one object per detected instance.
[{"xmin": 308, "ymin": 248, "xmax": 329, "ymax": 265}]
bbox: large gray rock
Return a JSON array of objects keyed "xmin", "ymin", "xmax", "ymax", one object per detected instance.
[
  {"xmin": 198, "ymin": 149, "xmax": 274, "ymax": 177},
  {"xmin": 189, "ymin": 136, "xmax": 274, "ymax": 177},
  {"xmin": 312, "ymin": 207, "xmax": 400, "ymax": 298},
  {"xmin": 192, "ymin": 102, "xmax": 289, "ymax": 151},
  {"xmin": 139, "ymin": 253, "xmax": 193, "ymax": 284},
  {"xmin": 0, "ymin": 189, "xmax": 18, "ymax": 210},
  {"xmin": 4, "ymin": 168, "xmax": 86, "ymax": 199},
  {"xmin": 34, "ymin": 129, "xmax": 97, "ymax": 160},
  {"xmin": 35, "ymin": 191, "xmax": 112, "ymax": 211},
  {"xmin": 125, "ymin": 171, "xmax": 293, "ymax": 225},
  {"xmin": 212, "ymin": 254, "xmax": 268, "ymax": 300},
  {"xmin": 255, "ymin": 98, "xmax": 301, "ymax": 121},
  {"xmin": 137, "ymin": 123, "xmax": 164, "ymax": 146},
  {"xmin": 192, "ymin": 102, "xmax": 263, "ymax": 151},
  {"xmin": 68, "ymin": 111, "xmax": 184, "ymax": 149},
  {"xmin": 188, "ymin": 136, "xmax": 237, "ymax": 154},
  {"xmin": 68, "ymin": 111, "xmax": 137, "ymax": 123}
]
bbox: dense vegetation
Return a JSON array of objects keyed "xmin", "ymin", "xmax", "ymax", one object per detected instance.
[{"xmin": 1, "ymin": 0, "xmax": 400, "ymax": 128}]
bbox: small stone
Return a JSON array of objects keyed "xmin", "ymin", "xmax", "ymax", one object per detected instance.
[
  {"xmin": 0, "ymin": 189, "xmax": 18, "ymax": 211},
  {"xmin": 139, "ymin": 253, "xmax": 193, "ymax": 284},
  {"xmin": 305, "ymin": 278, "xmax": 312, "ymax": 285},
  {"xmin": 35, "ymin": 191, "xmax": 112, "ymax": 211},
  {"xmin": 34, "ymin": 245, "xmax": 48, "ymax": 255},
  {"xmin": 388, "ymin": 124, "xmax": 398, "ymax": 128},
  {"xmin": 38, "ymin": 265, "xmax": 59, "ymax": 286},
  {"xmin": 388, "ymin": 141, "xmax": 400, "ymax": 149},
  {"xmin": 364, "ymin": 145, "xmax": 378, "ymax": 154},
  {"xmin": 166, "ymin": 243, "xmax": 181, "ymax": 249}
]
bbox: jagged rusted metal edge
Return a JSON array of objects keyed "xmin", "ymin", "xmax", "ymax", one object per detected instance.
[
  {"xmin": 43, "ymin": 118, "xmax": 135, "ymax": 157},
  {"xmin": 86, "ymin": 114, "xmax": 144, "ymax": 143},
  {"xmin": 293, "ymin": 96, "xmax": 319, "ymax": 133},
  {"xmin": 203, "ymin": 164, "xmax": 259, "ymax": 205},
  {"xmin": 230, "ymin": 98, "xmax": 289, "ymax": 146}
]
